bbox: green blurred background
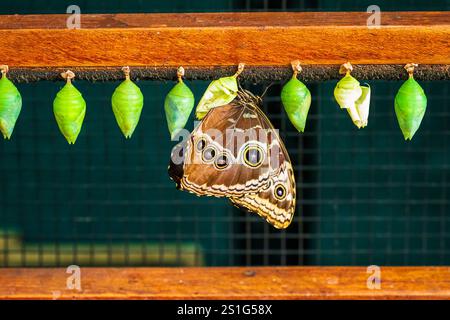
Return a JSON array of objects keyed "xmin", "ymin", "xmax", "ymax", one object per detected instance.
[{"xmin": 0, "ymin": 0, "xmax": 449, "ymax": 267}]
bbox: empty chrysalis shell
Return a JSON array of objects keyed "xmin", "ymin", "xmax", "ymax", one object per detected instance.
[
  {"xmin": 346, "ymin": 104, "xmax": 362, "ymax": 128},
  {"xmin": 334, "ymin": 62, "xmax": 371, "ymax": 129},
  {"xmin": 394, "ymin": 64, "xmax": 427, "ymax": 140},
  {"xmin": 53, "ymin": 70, "xmax": 86, "ymax": 144},
  {"xmin": 195, "ymin": 63, "xmax": 244, "ymax": 119},
  {"xmin": 353, "ymin": 84, "xmax": 371, "ymax": 128},
  {"xmin": 0, "ymin": 65, "xmax": 22, "ymax": 139},
  {"xmin": 164, "ymin": 66, "xmax": 195, "ymax": 140},
  {"xmin": 111, "ymin": 66, "xmax": 144, "ymax": 138},
  {"xmin": 281, "ymin": 60, "xmax": 312, "ymax": 132}
]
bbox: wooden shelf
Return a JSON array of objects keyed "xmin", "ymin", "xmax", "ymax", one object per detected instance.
[
  {"xmin": 0, "ymin": 12, "xmax": 449, "ymax": 82},
  {"xmin": 0, "ymin": 266, "xmax": 449, "ymax": 299}
]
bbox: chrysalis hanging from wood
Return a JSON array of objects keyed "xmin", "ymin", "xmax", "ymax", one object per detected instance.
[
  {"xmin": 280, "ymin": 60, "xmax": 312, "ymax": 132},
  {"xmin": 394, "ymin": 63, "xmax": 427, "ymax": 140},
  {"xmin": 111, "ymin": 66, "xmax": 144, "ymax": 138},
  {"xmin": 195, "ymin": 63, "xmax": 244, "ymax": 119},
  {"xmin": 53, "ymin": 70, "xmax": 86, "ymax": 144},
  {"xmin": 0, "ymin": 65, "xmax": 22, "ymax": 139},
  {"xmin": 164, "ymin": 66, "xmax": 195, "ymax": 139},
  {"xmin": 334, "ymin": 62, "xmax": 371, "ymax": 129}
]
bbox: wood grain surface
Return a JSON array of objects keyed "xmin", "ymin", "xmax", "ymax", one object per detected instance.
[
  {"xmin": 0, "ymin": 267, "xmax": 449, "ymax": 300},
  {"xmin": 0, "ymin": 12, "xmax": 449, "ymax": 69},
  {"xmin": 0, "ymin": 12, "xmax": 449, "ymax": 29}
]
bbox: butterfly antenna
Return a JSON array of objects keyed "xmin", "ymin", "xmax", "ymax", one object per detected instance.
[
  {"xmin": 261, "ymin": 83, "xmax": 275, "ymax": 98},
  {"xmin": 237, "ymin": 88, "xmax": 262, "ymax": 107},
  {"xmin": 237, "ymin": 85, "xmax": 248, "ymax": 98}
]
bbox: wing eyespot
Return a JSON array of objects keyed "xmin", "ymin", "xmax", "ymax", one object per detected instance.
[
  {"xmin": 242, "ymin": 144, "xmax": 264, "ymax": 168},
  {"xmin": 214, "ymin": 152, "xmax": 231, "ymax": 171},
  {"xmin": 274, "ymin": 183, "xmax": 287, "ymax": 200},
  {"xmin": 195, "ymin": 137, "xmax": 207, "ymax": 152},
  {"xmin": 201, "ymin": 145, "xmax": 218, "ymax": 163}
]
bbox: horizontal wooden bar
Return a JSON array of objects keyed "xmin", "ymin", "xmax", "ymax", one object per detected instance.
[
  {"xmin": 0, "ymin": 267, "xmax": 449, "ymax": 299},
  {"xmin": 1, "ymin": 12, "xmax": 449, "ymax": 29},
  {"xmin": 0, "ymin": 12, "xmax": 449, "ymax": 72}
]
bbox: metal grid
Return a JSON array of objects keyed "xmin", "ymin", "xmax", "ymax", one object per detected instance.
[{"xmin": 0, "ymin": 0, "xmax": 449, "ymax": 267}]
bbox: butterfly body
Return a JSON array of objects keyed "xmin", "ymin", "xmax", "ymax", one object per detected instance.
[{"xmin": 169, "ymin": 90, "xmax": 296, "ymax": 229}]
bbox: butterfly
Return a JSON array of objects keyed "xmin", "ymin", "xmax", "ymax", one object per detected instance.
[{"xmin": 168, "ymin": 89, "xmax": 296, "ymax": 229}]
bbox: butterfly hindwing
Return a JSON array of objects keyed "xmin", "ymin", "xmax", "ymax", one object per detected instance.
[
  {"xmin": 168, "ymin": 90, "xmax": 296, "ymax": 229},
  {"xmin": 229, "ymin": 161, "xmax": 296, "ymax": 229}
]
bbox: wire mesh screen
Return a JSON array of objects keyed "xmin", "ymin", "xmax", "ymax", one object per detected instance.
[{"xmin": 0, "ymin": 0, "xmax": 449, "ymax": 267}]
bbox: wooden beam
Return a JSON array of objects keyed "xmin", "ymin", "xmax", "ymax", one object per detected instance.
[
  {"xmin": 0, "ymin": 267, "xmax": 449, "ymax": 299},
  {"xmin": 0, "ymin": 12, "xmax": 448, "ymax": 80}
]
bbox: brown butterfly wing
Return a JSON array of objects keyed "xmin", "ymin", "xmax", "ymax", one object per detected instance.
[
  {"xmin": 229, "ymin": 100, "xmax": 296, "ymax": 229},
  {"xmin": 168, "ymin": 90, "xmax": 296, "ymax": 228},
  {"xmin": 179, "ymin": 103, "xmax": 276, "ymax": 197},
  {"xmin": 229, "ymin": 162, "xmax": 296, "ymax": 229}
]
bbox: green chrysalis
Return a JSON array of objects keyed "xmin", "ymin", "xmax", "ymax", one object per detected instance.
[
  {"xmin": 334, "ymin": 62, "xmax": 371, "ymax": 129},
  {"xmin": 53, "ymin": 70, "xmax": 86, "ymax": 144},
  {"xmin": 281, "ymin": 60, "xmax": 312, "ymax": 132},
  {"xmin": 164, "ymin": 66, "xmax": 195, "ymax": 140},
  {"xmin": 394, "ymin": 63, "xmax": 427, "ymax": 140},
  {"xmin": 195, "ymin": 63, "xmax": 244, "ymax": 119},
  {"xmin": 0, "ymin": 65, "xmax": 22, "ymax": 139},
  {"xmin": 111, "ymin": 66, "xmax": 144, "ymax": 139}
]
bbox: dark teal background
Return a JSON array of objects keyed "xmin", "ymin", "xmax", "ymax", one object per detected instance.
[{"xmin": 0, "ymin": 1, "xmax": 449, "ymax": 266}]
